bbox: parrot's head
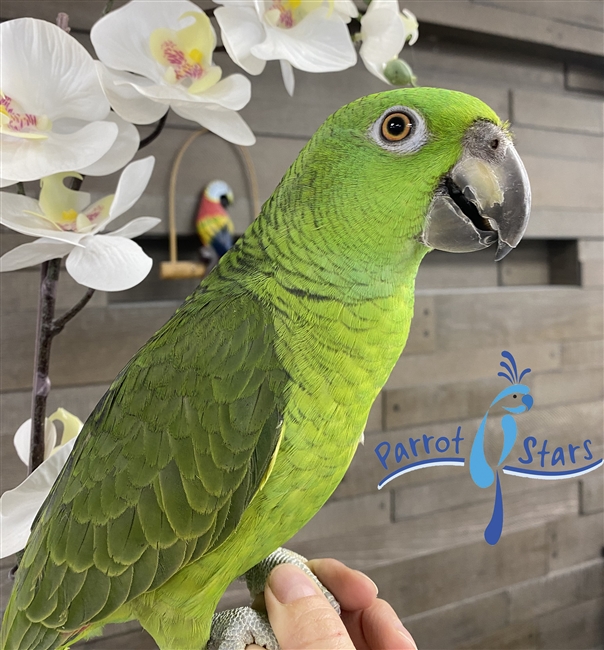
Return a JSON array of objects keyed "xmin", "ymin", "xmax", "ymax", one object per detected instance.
[
  {"xmin": 294, "ymin": 88, "xmax": 531, "ymax": 266},
  {"xmin": 204, "ymin": 179, "xmax": 234, "ymax": 208}
]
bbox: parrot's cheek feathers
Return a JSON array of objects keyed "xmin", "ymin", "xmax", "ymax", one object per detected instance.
[{"xmin": 421, "ymin": 123, "xmax": 531, "ymax": 261}]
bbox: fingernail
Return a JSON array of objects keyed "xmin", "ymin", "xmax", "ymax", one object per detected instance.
[
  {"xmin": 269, "ymin": 564, "xmax": 317, "ymax": 604},
  {"xmin": 355, "ymin": 570, "xmax": 379, "ymax": 596},
  {"xmin": 394, "ymin": 620, "xmax": 418, "ymax": 650}
]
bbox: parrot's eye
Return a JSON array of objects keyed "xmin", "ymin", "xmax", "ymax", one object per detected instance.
[
  {"xmin": 382, "ymin": 112, "xmax": 413, "ymax": 142},
  {"xmin": 513, "ymin": 394, "xmax": 517, "ymax": 399},
  {"xmin": 370, "ymin": 106, "xmax": 428, "ymax": 154}
]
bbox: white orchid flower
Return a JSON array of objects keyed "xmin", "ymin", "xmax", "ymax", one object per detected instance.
[
  {"xmin": 0, "ymin": 157, "xmax": 160, "ymax": 291},
  {"xmin": 91, "ymin": 0, "xmax": 255, "ymax": 146},
  {"xmin": 360, "ymin": 2, "xmax": 418, "ymax": 84},
  {"xmin": 0, "ymin": 18, "xmax": 139, "ymax": 188},
  {"xmin": 1, "ymin": 408, "xmax": 83, "ymax": 558},
  {"xmin": 215, "ymin": 0, "xmax": 358, "ymax": 96}
]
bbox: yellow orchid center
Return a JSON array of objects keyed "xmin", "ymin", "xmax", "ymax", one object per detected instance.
[
  {"xmin": 33, "ymin": 173, "xmax": 113, "ymax": 233},
  {"xmin": 149, "ymin": 11, "xmax": 222, "ymax": 95},
  {"xmin": 264, "ymin": 0, "xmax": 323, "ymax": 28},
  {"xmin": 0, "ymin": 92, "xmax": 52, "ymax": 140},
  {"xmin": 59, "ymin": 209, "xmax": 79, "ymax": 228}
]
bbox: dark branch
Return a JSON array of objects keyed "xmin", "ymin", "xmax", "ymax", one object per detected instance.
[
  {"xmin": 52, "ymin": 288, "xmax": 96, "ymax": 336},
  {"xmin": 139, "ymin": 113, "xmax": 168, "ymax": 150}
]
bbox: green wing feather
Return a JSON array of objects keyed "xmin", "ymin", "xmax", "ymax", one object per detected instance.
[{"xmin": 3, "ymin": 282, "xmax": 287, "ymax": 650}]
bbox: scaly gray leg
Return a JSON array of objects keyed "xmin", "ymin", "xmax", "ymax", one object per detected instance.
[{"xmin": 207, "ymin": 548, "xmax": 340, "ymax": 650}]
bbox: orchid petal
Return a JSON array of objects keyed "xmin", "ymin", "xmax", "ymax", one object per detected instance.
[
  {"xmin": 0, "ymin": 193, "xmax": 85, "ymax": 242},
  {"xmin": 13, "ymin": 418, "xmax": 58, "ymax": 466},
  {"xmin": 0, "ymin": 178, "xmax": 16, "ymax": 189},
  {"xmin": 107, "ymin": 216, "xmax": 161, "ymax": 240},
  {"xmin": 91, "ymin": 0, "xmax": 207, "ymax": 81},
  {"xmin": 0, "ymin": 239, "xmax": 74, "ymax": 272},
  {"xmin": 360, "ymin": 1, "xmax": 408, "ymax": 82},
  {"xmin": 95, "ymin": 64, "xmax": 169, "ymax": 125},
  {"xmin": 402, "ymin": 9, "xmax": 419, "ymax": 45},
  {"xmin": 0, "ymin": 437, "xmax": 77, "ymax": 558},
  {"xmin": 77, "ymin": 112, "xmax": 140, "ymax": 176},
  {"xmin": 170, "ymin": 102, "xmax": 255, "ymax": 146},
  {"xmin": 48, "ymin": 408, "xmax": 84, "ymax": 447},
  {"xmin": 1, "ymin": 121, "xmax": 118, "ymax": 184},
  {"xmin": 66, "ymin": 235, "xmax": 153, "ymax": 291},
  {"xmin": 189, "ymin": 74, "xmax": 252, "ymax": 110},
  {"xmin": 1, "ymin": 18, "xmax": 109, "ymax": 122},
  {"xmin": 39, "ymin": 173, "xmax": 91, "ymax": 222},
  {"xmin": 333, "ymin": 0, "xmax": 359, "ymax": 21},
  {"xmin": 214, "ymin": 5, "xmax": 267, "ymax": 75},
  {"xmin": 251, "ymin": 7, "xmax": 356, "ymax": 73},
  {"xmin": 99, "ymin": 157, "xmax": 155, "ymax": 231},
  {"xmin": 280, "ymin": 60, "xmax": 295, "ymax": 97}
]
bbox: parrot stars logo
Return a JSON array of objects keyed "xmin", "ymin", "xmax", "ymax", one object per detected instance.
[{"xmin": 374, "ymin": 351, "xmax": 603, "ymax": 545}]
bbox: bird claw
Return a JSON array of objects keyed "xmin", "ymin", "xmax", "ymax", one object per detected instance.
[
  {"xmin": 207, "ymin": 548, "xmax": 340, "ymax": 650},
  {"xmin": 208, "ymin": 607, "xmax": 279, "ymax": 650},
  {"xmin": 245, "ymin": 547, "xmax": 340, "ymax": 614}
]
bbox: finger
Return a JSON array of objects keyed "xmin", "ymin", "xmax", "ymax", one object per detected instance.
[
  {"xmin": 265, "ymin": 564, "xmax": 355, "ymax": 650},
  {"xmin": 306, "ymin": 558, "xmax": 378, "ymax": 612},
  {"xmin": 361, "ymin": 598, "xmax": 417, "ymax": 650},
  {"xmin": 341, "ymin": 609, "xmax": 371, "ymax": 650}
]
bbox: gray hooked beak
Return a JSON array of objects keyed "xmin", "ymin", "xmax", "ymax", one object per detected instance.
[{"xmin": 421, "ymin": 141, "xmax": 531, "ymax": 261}]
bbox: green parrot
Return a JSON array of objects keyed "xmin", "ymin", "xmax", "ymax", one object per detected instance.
[{"xmin": 1, "ymin": 87, "xmax": 530, "ymax": 650}]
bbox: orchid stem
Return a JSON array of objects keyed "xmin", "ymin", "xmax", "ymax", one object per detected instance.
[
  {"xmin": 52, "ymin": 289, "xmax": 95, "ymax": 335},
  {"xmin": 138, "ymin": 112, "xmax": 168, "ymax": 150},
  {"xmin": 29, "ymin": 259, "xmax": 61, "ymax": 474},
  {"xmin": 16, "ymin": 182, "xmax": 26, "ymax": 196}
]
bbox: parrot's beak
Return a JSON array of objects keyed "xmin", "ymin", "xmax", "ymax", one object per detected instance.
[{"xmin": 421, "ymin": 139, "xmax": 531, "ymax": 261}]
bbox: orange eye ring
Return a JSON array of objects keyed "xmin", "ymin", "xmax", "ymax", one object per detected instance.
[{"xmin": 381, "ymin": 112, "xmax": 413, "ymax": 141}]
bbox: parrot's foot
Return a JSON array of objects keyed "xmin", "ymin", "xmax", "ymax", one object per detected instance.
[
  {"xmin": 208, "ymin": 607, "xmax": 278, "ymax": 650},
  {"xmin": 207, "ymin": 549, "xmax": 341, "ymax": 650},
  {"xmin": 245, "ymin": 547, "xmax": 340, "ymax": 615}
]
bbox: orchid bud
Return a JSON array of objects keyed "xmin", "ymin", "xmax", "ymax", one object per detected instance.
[{"xmin": 383, "ymin": 58, "xmax": 417, "ymax": 87}]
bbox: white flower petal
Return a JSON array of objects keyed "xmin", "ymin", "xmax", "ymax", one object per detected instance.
[
  {"xmin": 1, "ymin": 122, "xmax": 118, "ymax": 184},
  {"xmin": 402, "ymin": 9, "xmax": 419, "ymax": 45},
  {"xmin": 251, "ymin": 7, "xmax": 356, "ymax": 72},
  {"xmin": 215, "ymin": 5, "xmax": 267, "ymax": 75},
  {"xmin": 13, "ymin": 419, "xmax": 57, "ymax": 466},
  {"xmin": 48, "ymin": 408, "xmax": 84, "ymax": 446},
  {"xmin": 66, "ymin": 235, "xmax": 153, "ymax": 291},
  {"xmin": 96, "ymin": 64, "xmax": 170, "ymax": 125},
  {"xmin": 0, "ymin": 178, "xmax": 16, "ymax": 188},
  {"xmin": 100, "ymin": 157, "xmax": 155, "ymax": 229},
  {"xmin": 0, "ymin": 239, "xmax": 74, "ymax": 272},
  {"xmin": 77, "ymin": 112, "xmax": 140, "ymax": 176},
  {"xmin": 280, "ymin": 60, "xmax": 295, "ymax": 97},
  {"xmin": 191, "ymin": 74, "xmax": 252, "ymax": 111},
  {"xmin": 171, "ymin": 102, "xmax": 256, "ymax": 146},
  {"xmin": 107, "ymin": 216, "xmax": 161, "ymax": 240},
  {"xmin": 91, "ymin": 0, "xmax": 206, "ymax": 81},
  {"xmin": 333, "ymin": 0, "xmax": 359, "ymax": 21},
  {"xmin": 0, "ymin": 437, "xmax": 77, "ymax": 558},
  {"xmin": 0, "ymin": 193, "xmax": 85, "ymax": 242},
  {"xmin": 1, "ymin": 18, "xmax": 109, "ymax": 122},
  {"xmin": 360, "ymin": 0, "xmax": 407, "ymax": 82}
]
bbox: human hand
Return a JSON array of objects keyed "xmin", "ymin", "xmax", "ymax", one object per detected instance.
[{"xmin": 249, "ymin": 558, "xmax": 417, "ymax": 650}]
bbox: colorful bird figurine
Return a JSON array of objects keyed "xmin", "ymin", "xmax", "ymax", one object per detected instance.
[{"xmin": 195, "ymin": 179, "xmax": 235, "ymax": 272}]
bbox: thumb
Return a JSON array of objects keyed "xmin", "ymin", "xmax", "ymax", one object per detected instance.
[{"xmin": 264, "ymin": 563, "xmax": 355, "ymax": 650}]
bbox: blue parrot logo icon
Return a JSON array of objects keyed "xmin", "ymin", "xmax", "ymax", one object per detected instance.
[{"xmin": 469, "ymin": 351, "xmax": 533, "ymax": 545}]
